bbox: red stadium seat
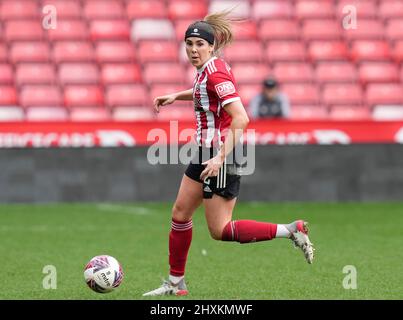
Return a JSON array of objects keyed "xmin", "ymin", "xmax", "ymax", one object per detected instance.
[
  {"xmin": 233, "ymin": 21, "xmax": 258, "ymax": 41},
  {"xmin": 0, "ymin": 0, "xmax": 39, "ymax": 19},
  {"xmin": 0, "ymin": 44, "xmax": 7, "ymax": 61},
  {"xmin": 350, "ymin": 41, "xmax": 391, "ymax": 62},
  {"xmin": 64, "ymin": 85, "xmax": 104, "ymax": 107},
  {"xmin": 373, "ymin": 105, "xmax": 403, "ymax": 120},
  {"xmin": 53, "ymin": 42, "xmax": 95, "ymax": 63},
  {"xmin": 131, "ymin": 19, "xmax": 175, "ymax": 41},
  {"xmin": 209, "ymin": 0, "xmax": 251, "ymax": 19},
  {"xmin": 238, "ymin": 84, "xmax": 261, "ymax": 107},
  {"xmin": 379, "ymin": 0, "xmax": 403, "ymax": 19},
  {"xmin": 392, "ymin": 41, "xmax": 403, "ymax": 62},
  {"xmin": 90, "ymin": 20, "xmax": 130, "ymax": 41},
  {"xmin": 83, "ymin": 1, "xmax": 125, "ymax": 19},
  {"xmin": 308, "ymin": 41, "xmax": 349, "ymax": 61},
  {"xmin": 113, "ymin": 107, "xmax": 155, "ymax": 121},
  {"xmin": 20, "ymin": 85, "xmax": 62, "ymax": 107},
  {"xmin": 175, "ymin": 19, "xmax": 196, "ymax": 41},
  {"xmin": 47, "ymin": 20, "xmax": 88, "ymax": 41},
  {"xmin": 315, "ymin": 62, "xmax": 358, "ymax": 83},
  {"xmin": 143, "ymin": 63, "xmax": 186, "ymax": 84},
  {"xmin": 106, "ymin": 84, "xmax": 149, "ymax": 107},
  {"xmin": 322, "ymin": 84, "xmax": 363, "ymax": 105},
  {"xmin": 366, "ymin": 83, "xmax": 403, "ymax": 106},
  {"xmin": 265, "ymin": 41, "xmax": 306, "ymax": 62},
  {"xmin": 185, "ymin": 66, "xmax": 197, "ymax": 84},
  {"xmin": 252, "ymin": 1, "xmax": 294, "ymax": 20},
  {"xmin": 231, "ymin": 63, "xmax": 270, "ymax": 85},
  {"xmin": 302, "ymin": 20, "xmax": 343, "ymax": 41},
  {"xmin": 0, "ymin": 64, "xmax": 14, "ymax": 84},
  {"xmin": 101, "ymin": 64, "xmax": 142, "ymax": 84},
  {"xmin": 329, "ymin": 106, "xmax": 371, "ymax": 120},
  {"xmin": 41, "ymin": 0, "xmax": 82, "ymax": 19},
  {"xmin": 58, "ymin": 63, "xmax": 100, "ymax": 85},
  {"xmin": 295, "ymin": 0, "xmax": 335, "ymax": 19},
  {"xmin": 70, "ymin": 107, "xmax": 111, "ymax": 121},
  {"xmin": 5, "ymin": 21, "xmax": 44, "ymax": 41},
  {"xmin": 343, "ymin": 20, "xmax": 385, "ymax": 40},
  {"xmin": 0, "ymin": 86, "xmax": 17, "ymax": 105},
  {"xmin": 0, "ymin": 106, "xmax": 24, "ymax": 121},
  {"xmin": 95, "ymin": 42, "xmax": 136, "ymax": 63},
  {"xmin": 15, "ymin": 64, "xmax": 56, "ymax": 85},
  {"xmin": 359, "ymin": 63, "xmax": 399, "ymax": 84},
  {"xmin": 385, "ymin": 20, "xmax": 403, "ymax": 41},
  {"xmin": 224, "ymin": 41, "xmax": 264, "ymax": 63},
  {"xmin": 290, "ymin": 106, "xmax": 328, "ymax": 120},
  {"xmin": 157, "ymin": 106, "xmax": 195, "ymax": 121},
  {"xmin": 126, "ymin": 0, "xmax": 168, "ymax": 19},
  {"xmin": 26, "ymin": 106, "xmax": 68, "ymax": 121},
  {"xmin": 273, "ymin": 63, "xmax": 314, "ymax": 83},
  {"xmin": 138, "ymin": 41, "xmax": 178, "ymax": 63},
  {"xmin": 10, "ymin": 42, "xmax": 50, "ymax": 63},
  {"xmin": 150, "ymin": 84, "xmax": 191, "ymax": 107},
  {"xmin": 282, "ymin": 84, "xmax": 320, "ymax": 105},
  {"xmin": 259, "ymin": 20, "xmax": 300, "ymax": 41},
  {"xmin": 169, "ymin": 0, "xmax": 207, "ymax": 19},
  {"xmin": 336, "ymin": 0, "xmax": 377, "ymax": 19}
]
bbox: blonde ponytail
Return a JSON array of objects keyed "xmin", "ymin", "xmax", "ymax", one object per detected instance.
[{"xmin": 204, "ymin": 9, "xmax": 242, "ymax": 55}]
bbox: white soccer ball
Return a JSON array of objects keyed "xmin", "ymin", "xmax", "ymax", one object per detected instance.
[{"xmin": 84, "ymin": 255, "xmax": 124, "ymax": 293}]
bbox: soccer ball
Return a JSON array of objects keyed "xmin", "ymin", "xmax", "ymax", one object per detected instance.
[{"xmin": 84, "ymin": 255, "xmax": 124, "ymax": 293}]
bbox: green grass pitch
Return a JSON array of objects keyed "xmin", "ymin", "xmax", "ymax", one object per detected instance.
[{"xmin": 1, "ymin": 202, "xmax": 402, "ymax": 300}]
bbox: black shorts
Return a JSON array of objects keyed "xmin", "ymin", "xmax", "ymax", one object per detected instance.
[{"xmin": 184, "ymin": 147, "xmax": 241, "ymax": 200}]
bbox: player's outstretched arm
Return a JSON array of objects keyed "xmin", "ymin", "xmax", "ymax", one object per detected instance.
[{"xmin": 153, "ymin": 89, "xmax": 193, "ymax": 113}]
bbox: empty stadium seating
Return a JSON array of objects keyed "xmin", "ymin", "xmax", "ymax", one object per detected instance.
[
  {"xmin": 70, "ymin": 107, "xmax": 111, "ymax": 121},
  {"xmin": 0, "ymin": 0, "xmax": 402, "ymax": 122},
  {"xmin": 64, "ymin": 85, "xmax": 104, "ymax": 107},
  {"xmin": 0, "ymin": 106, "xmax": 24, "ymax": 122}
]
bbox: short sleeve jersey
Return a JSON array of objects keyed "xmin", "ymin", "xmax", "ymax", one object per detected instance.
[{"xmin": 192, "ymin": 57, "xmax": 242, "ymax": 148}]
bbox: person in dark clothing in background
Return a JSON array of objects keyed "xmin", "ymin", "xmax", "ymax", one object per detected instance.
[{"xmin": 249, "ymin": 77, "xmax": 290, "ymax": 119}]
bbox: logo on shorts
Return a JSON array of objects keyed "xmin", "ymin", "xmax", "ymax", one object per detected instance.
[
  {"xmin": 204, "ymin": 185, "xmax": 212, "ymax": 192},
  {"xmin": 215, "ymin": 81, "xmax": 236, "ymax": 99}
]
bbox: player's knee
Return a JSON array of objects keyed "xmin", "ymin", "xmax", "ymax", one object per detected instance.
[
  {"xmin": 208, "ymin": 227, "xmax": 223, "ymax": 241},
  {"xmin": 172, "ymin": 202, "xmax": 190, "ymax": 222}
]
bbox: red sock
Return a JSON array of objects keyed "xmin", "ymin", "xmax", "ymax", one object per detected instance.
[
  {"xmin": 221, "ymin": 220, "xmax": 277, "ymax": 243},
  {"xmin": 169, "ymin": 219, "xmax": 193, "ymax": 277}
]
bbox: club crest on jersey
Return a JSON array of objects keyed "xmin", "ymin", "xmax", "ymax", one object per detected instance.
[{"xmin": 215, "ymin": 81, "xmax": 235, "ymax": 98}]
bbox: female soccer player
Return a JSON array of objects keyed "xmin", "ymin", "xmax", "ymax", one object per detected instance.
[{"xmin": 143, "ymin": 11, "xmax": 314, "ymax": 296}]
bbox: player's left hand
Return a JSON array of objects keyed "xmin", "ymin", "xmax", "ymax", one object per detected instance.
[{"xmin": 200, "ymin": 155, "xmax": 224, "ymax": 180}]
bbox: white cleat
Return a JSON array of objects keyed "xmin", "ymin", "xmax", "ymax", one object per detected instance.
[
  {"xmin": 142, "ymin": 279, "xmax": 188, "ymax": 297},
  {"xmin": 289, "ymin": 220, "xmax": 315, "ymax": 264}
]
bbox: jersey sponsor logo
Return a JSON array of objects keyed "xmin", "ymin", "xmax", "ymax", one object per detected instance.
[{"xmin": 215, "ymin": 81, "xmax": 235, "ymax": 99}]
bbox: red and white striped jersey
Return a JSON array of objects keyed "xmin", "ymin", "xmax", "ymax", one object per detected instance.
[{"xmin": 192, "ymin": 56, "xmax": 241, "ymax": 148}]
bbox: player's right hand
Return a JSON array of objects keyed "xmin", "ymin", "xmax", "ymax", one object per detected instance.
[{"xmin": 153, "ymin": 95, "xmax": 176, "ymax": 113}]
